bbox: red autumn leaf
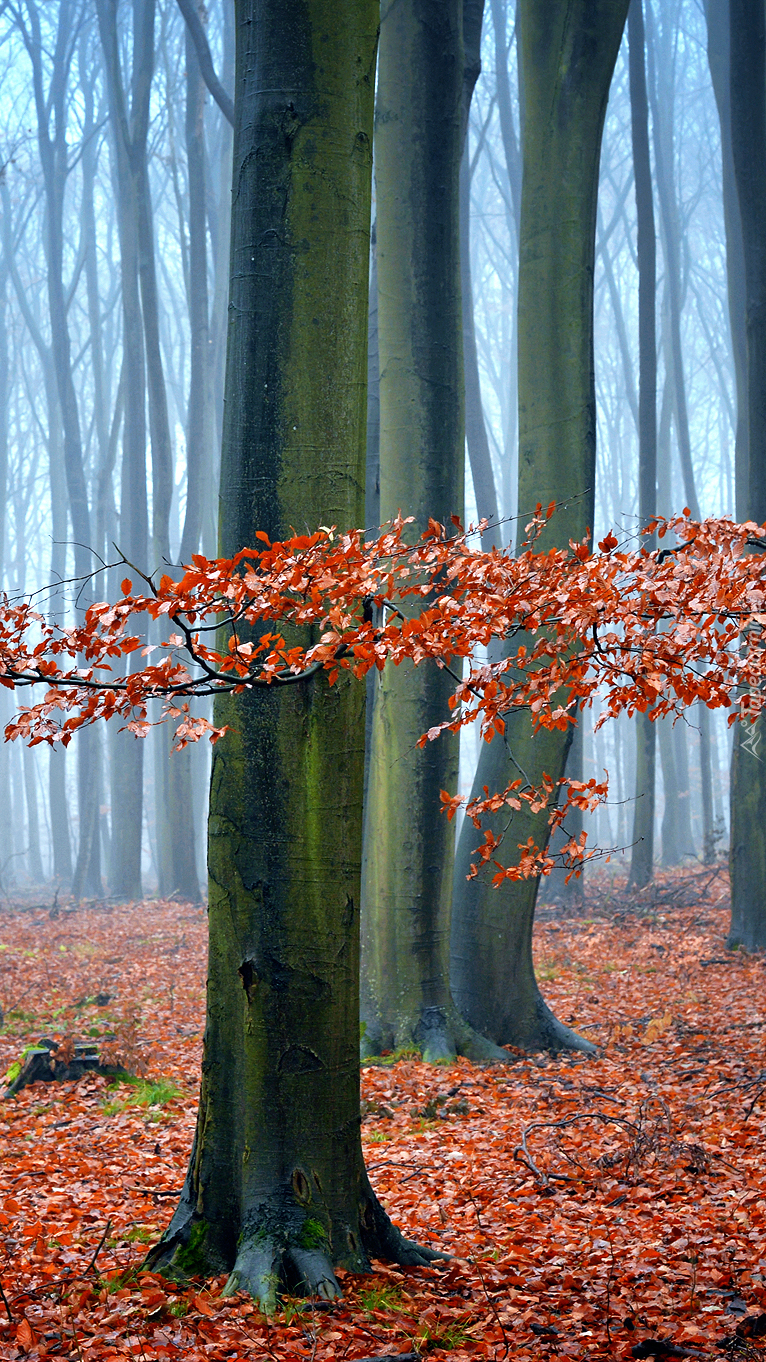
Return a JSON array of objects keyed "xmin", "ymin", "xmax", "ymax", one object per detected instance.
[
  {"xmin": 192, "ymin": 1293, "xmax": 215, "ymax": 1316},
  {"xmin": 16, "ymin": 1319, "xmax": 35, "ymax": 1349}
]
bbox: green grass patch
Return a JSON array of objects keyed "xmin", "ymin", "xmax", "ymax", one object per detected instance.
[
  {"xmin": 123, "ymin": 1225, "xmax": 155, "ymax": 1244},
  {"xmin": 362, "ymin": 1046, "xmax": 423, "ymax": 1066},
  {"xmin": 103, "ymin": 1076, "xmax": 182, "ymax": 1115},
  {"xmin": 358, "ymin": 1283, "xmax": 406, "ymax": 1313},
  {"xmin": 418, "ymin": 1320, "xmax": 470, "ymax": 1350}
]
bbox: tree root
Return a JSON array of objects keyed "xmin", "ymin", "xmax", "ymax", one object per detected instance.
[
  {"xmin": 360, "ymin": 1173, "xmax": 449, "ymax": 1268},
  {"xmin": 221, "ymin": 1240, "xmax": 282, "ymax": 1310},
  {"xmin": 148, "ymin": 1173, "xmax": 446, "ymax": 1312},
  {"xmin": 533, "ymin": 994, "xmax": 597, "ymax": 1055},
  {"xmin": 362, "ymin": 1002, "xmax": 510, "ymax": 1066}
]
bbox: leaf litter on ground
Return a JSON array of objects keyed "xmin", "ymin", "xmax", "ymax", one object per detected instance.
[{"xmin": 0, "ymin": 867, "xmax": 765, "ymax": 1359}]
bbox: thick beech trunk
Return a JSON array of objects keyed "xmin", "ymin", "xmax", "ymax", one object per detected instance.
[
  {"xmin": 627, "ymin": 0, "xmax": 658, "ymax": 891},
  {"xmin": 727, "ymin": 0, "xmax": 766, "ymax": 950},
  {"xmin": 148, "ymin": 0, "xmax": 440, "ymax": 1305},
  {"xmin": 450, "ymin": 0, "xmax": 629, "ymax": 1052},
  {"xmin": 361, "ymin": 0, "xmax": 505, "ymax": 1065}
]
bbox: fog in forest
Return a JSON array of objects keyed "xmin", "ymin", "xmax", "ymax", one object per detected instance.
[{"xmin": 0, "ymin": 0, "xmax": 736, "ymax": 899}]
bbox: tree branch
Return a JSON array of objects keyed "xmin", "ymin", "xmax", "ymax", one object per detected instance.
[{"xmin": 175, "ymin": 0, "xmax": 234, "ymax": 127}]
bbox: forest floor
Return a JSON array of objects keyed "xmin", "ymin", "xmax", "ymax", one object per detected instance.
[{"xmin": 1, "ymin": 866, "xmax": 765, "ymax": 1361}]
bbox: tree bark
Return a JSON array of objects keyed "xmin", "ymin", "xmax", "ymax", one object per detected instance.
[
  {"xmin": 361, "ymin": 0, "xmax": 505, "ymax": 1065},
  {"xmin": 627, "ymin": 0, "xmax": 657, "ymax": 891},
  {"xmin": 147, "ymin": 0, "xmax": 441, "ymax": 1305},
  {"xmin": 450, "ymin": 0, "xmax": 629, "ymax": 1052},
  {"xmin": 727, "ymin": 0, "xmax": 766, "ymax": 950}
]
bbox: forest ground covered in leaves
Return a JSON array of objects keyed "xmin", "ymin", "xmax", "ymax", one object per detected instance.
[{"xmin": 1, "ymin": 868, "xmax": 765, "ymax": 1361}]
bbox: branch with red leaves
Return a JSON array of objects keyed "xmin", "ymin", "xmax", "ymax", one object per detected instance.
[{"xmin": 2, "ymin": 507, "xmax": 765, "ymax": 881}]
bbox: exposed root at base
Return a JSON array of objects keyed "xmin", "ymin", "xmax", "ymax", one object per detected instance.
[
  {"xmin": 222, "ymin": 1242, "xmax": 342, "ymax": 1310},
  {"xmin": 361, "ymin": 1176, "xmax": 449, "ymax": 1269},
  {"xmin": 532, "ymin": 994, "xmax": 598, "ymax": 1056},
  {"xmin": 361, "ymin": 1002, "xmax": 510, "ymax": 1066},
  {"xmin": 147, "ymin": 1180, "xmax": 447, "ymax": 1313}
]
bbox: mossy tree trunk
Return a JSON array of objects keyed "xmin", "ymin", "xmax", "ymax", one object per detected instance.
[
  {"xmin": 361, "ymin": 0, "xmax": 506, "ymax": 1065},
  {"xmin": 450, "ymin": 0, "xmax": 629, "ymax": 1052},
  {"xmin": 147, "ymin": 0, "xmax": 441, "ymax": 1306},
  {"xmin": 727, "ymin": 0, "xmax": 766, "ymax": 950}
]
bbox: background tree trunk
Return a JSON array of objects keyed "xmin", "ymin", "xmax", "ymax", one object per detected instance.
[
  {"xmin": 706, "ymin": 0, "xmax": 748, "ymax": 519},
  {"xmin": 361, "ymin": 0, "xmax": 505, "ymax": 1065},
  {"xmin": 727, "ymin": 0, "xmax": 766, "ymax": 950},
  {"xmin": 450, "ymin": 0, "xmax": 629, "ymax": 1052},
  {"xmin": 628, "ymin": 0, "xmax": 658, "ymax": 891},
  {"xmin": 18, "ymin": 0, "xmax": 101, "ymax": 898}
]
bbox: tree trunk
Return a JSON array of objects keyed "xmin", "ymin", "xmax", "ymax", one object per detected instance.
[
  {"xmin": 23, "ymin": 738, "xmax": 43, "ymax": 882},
  {"xmin": 1, "ymin": 179, "xmax": 73, "ymax": 886},
  {"xmin": 204, "ymin": 0, "xmax": 234, "ymax": 557},
  {"xmin": 0, "ymin": 259, "xmax": 8, "ymax": 584},
  {"xmin": 361, "ymin": 0, "xmax": 505, "ymax": 1065},
  {"xmin": 364, "ymin": 223, "xmax": 379, "ymax": 807},
  {"xmin": 97, "ymin": 0, "xmax": 153, "ymax": 901},
  {"xmin": 646, "ymin": 4, "xmax": 699, "ymax": 525},
  {"xmin": 147, "ymin": 0, "xmax": 440, "ymax": 1306},
  {"xmin": 149, "ymin": 2, "xmax": 207, "ymax": 907},
  {"xmin": 450, "ymin": 0, "xmax": 629, "ymax": 1053},
  {"xmin": 705, "ymin": 0, "xmax": 748, "ymax": 520},
  {"xmin": 179, "ymin": 1, "xmax": 211, "ymax": 565},
  {"xmin": 461, "ymin": 144, "xmax": 501, "ymax": 550},
  {"xmin": 544, "ymin": 721, "xmax": 585, "ymax": 906},
  {"xmin": 17, "ymin": 0, "xmax": 101, "ymax": 899},
  {"xmin": 727, "ymin": 0, "xmax": 766, "ymax": 950},
  {"xmin": 461, "ymin": 1, "xmax": 501, "ymax": 551},
  {"xmin": 647, "ymin": 8, "xmax": 711, "ymax": 866},
  {"xmin": 627, "ymin": 0, "xmax": 657, "ymax": 892}
]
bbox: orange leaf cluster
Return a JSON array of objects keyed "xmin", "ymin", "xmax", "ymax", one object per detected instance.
[{"xmin": 2, "ymin": 510, "xmax": 766, "ymax": 878}]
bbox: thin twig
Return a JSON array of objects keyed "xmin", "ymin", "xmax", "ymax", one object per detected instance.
[
  {"xmin": 472, "ymin": 1256, "xmax": 510, "ymax": 1361},
  {"xmin": 0, "ymin": 1275, "xmax": 12, "ymax": 1322},
  {"xmin": 85, "ymin": 1219, "xmax": 112, "ymax": 1275}
]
